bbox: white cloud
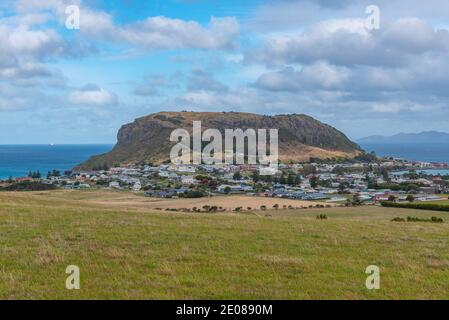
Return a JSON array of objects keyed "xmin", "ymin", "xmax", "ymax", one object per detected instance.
[
  {"xmin": 81, "ymin": 15, "xmax": 240, "ymax": 51},
  {"xmin": 255, "ymin": 62, "xmax": 351, "ymax": 91},
  {"xmin": 248, "ymin": 18, "xmax": 449, "ymax": 67},
  {"xmin": 69, "ymin": 84, "xmax": 118, "ymax": 106},
  {"xmin": 370, "ymin": 102, "xmax": 436, "ymax": 113},
  {"xmin": 14, "ymin": 0, "xmax": 240, "ymax": 51},
  {"xmin": 0, "ymin": 24, "xmax": 63, "ymax": 60}
]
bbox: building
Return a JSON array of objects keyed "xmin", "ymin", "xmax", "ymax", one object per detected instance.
[{"xmin": 181, "ymin": 176, "xmax": 196, "ymax": 185}]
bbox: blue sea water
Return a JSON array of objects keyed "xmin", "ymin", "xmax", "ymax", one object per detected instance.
[
  {"xmin": 0, "ymin": 145, "xmax": 113, "ymax": 180},
  {"xmin": 360, "ymin": 143, "xmax": 449, "ymax": 164},
  {"xmin": 392, "ymin": 169, "xmax": 449, "ymax": 176}
]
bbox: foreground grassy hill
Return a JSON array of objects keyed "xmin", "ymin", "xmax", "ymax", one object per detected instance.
[{"xmin": 0, "ymin": 190, "xmax": 448, "ymax": 299}]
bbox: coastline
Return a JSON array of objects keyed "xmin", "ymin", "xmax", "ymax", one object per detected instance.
[{"xmin": 0, "ymin": 144, "xmax": 113, "ymax": 180}]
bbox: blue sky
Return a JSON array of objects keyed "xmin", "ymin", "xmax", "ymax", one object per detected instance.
[{"xmin": 1, "ymin": 0, "xmax": 449, "ymax": 144}]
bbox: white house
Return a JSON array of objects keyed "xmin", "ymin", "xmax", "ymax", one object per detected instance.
[
  {"xmin": 176, "ymin": 165, "xmax": 197, "ymax": 173},
  {"xmin": 133, "ymin": 182, "xmax": 142, "ymax": 191},
  {"xmin": 109, "ymin": 181, "xmax": 120, "ymax": 189},
  {"xmin": 181, "ymin": 176, "xmax": 196, "ymax": 185}
]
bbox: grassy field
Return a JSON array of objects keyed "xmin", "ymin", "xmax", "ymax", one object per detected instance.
[{"xmin": 0, "ymin": 190, "xmax": 448, "ymax": 300}]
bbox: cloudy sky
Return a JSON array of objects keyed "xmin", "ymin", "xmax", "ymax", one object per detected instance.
[{"xmin": 1, "ymin": 0, "xmax": 449, "ymax": 144}]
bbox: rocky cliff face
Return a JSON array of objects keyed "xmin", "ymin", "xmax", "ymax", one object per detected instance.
[{"xmin": 79, "ymin": 111, "xmax": 363, "ymax": 169}]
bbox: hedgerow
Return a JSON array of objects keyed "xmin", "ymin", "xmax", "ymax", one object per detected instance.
[{"xmin": 381, "ymin": 201, "xmax": 449, "ymax": 212}]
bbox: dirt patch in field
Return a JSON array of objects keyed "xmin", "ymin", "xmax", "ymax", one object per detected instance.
[{"xmin": 89, "ymin": 195, "xmax": 330, "ymax": 212}]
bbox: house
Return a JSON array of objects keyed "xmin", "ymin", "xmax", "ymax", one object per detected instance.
[
  {"xmin": 133, "ymin": 182, "xmax": 142, "ymax": 191},
  {"xmin": 109, "ymin": 181, "xmax": 120, "ymax": 189},
  {"xmin": 217, "ymin": 184, "xmax": 253, "ymax": 193},
  {"xmin": 304, "ymin": 192, "xmax": 329, "ymax": 200},
  {"xmin": 15, "ymin": 177, "xmax": 34, "ymax": 183},
  {"xmin": 176, "ymin": 165, "xmax": 196, "ymax": 173},
  {"xmin": 290, "ymin": 191, "xmax": 307, "ymax": 200},
  {"xmin": 159, "ymin": 171, "xmax": 170, "ymax": 178},
  {"xmin": 175, "ymin": 187, "xmax": 190, "ymax": 195},
  {"xmin": 181, "ymin": 176, "xmax": 196, "ymax": 185},
  {"xmin": 416, "ymin": 195, "xmax": 443, "ymax": 202},
  {"xmin": 419, "ymin": 186, "xmax": 439, "ymax": 194},
  {"xmin": 373, "ymin": 194, "xmax": 390, "ymax": 202},
  {"xmin": 259, "ymin": 166, "xmax": 279, "ymax": 176},
  {"xmin": 145, "ymin": 190, "xmax": 176, "ymax": 198},
  {"xmin": 326, "ymin": 197, "xmax": 347, "ymax": 203}
]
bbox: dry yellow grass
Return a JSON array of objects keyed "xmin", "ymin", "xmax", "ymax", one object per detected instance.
[
  {"xmin": 5, "ymin": 190, "xmax": 331, "ymax": 212},
  {"xmin": 91, "ymin": 194, "xmax": 330, "ymax": 211}
]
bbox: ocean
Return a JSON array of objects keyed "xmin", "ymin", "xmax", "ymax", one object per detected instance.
[
  {"xmin": 2, "ymin": 143, "xmax": 449, "ymax": 180},
  {"xmin": 359, "ymin": 143, "xmax": 449, "ymax": 164},
  {"xmin": 0, "ymin": 145, "xmax": 113, "ymax": 180}
]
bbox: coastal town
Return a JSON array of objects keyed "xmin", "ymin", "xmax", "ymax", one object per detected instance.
[{"xmin": 3, "ymin": 155, "xmax": 449, "ymax": 206}]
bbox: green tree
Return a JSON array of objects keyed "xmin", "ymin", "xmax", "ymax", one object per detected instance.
[
  {"xmin": 280, "ymin": 175, "xmax": 287, "ymax": 185},
  {"xmin": 303, "ymin": 164, "xmax": 317, "ymax": 175},
  {"xmin": 52, "ymin": 170, "xmax": 61, "ymax": 177},
  {"xmin": 352, "ymin": 194, "xmax": 362, "ymax": 206},
  {"xmin": 388, "ymin": 195, "xmax": 397, "ymax": 202},
  {"xmin": 287, "ymin": 173, "xmax": 298, "ymax": 186},
  {"xmin": 233, "ymin": 172, "xmax": 242, "ymax": 180},
  {"xmin": 310, "ymin": 176, "xmax": 318, "ymax": 188},
  {"xmin": 381, "ymin": 168, "xmax": 390, "ymax": 183},
  {"xmin": 332, "ymin": 166, "xmax": 345, "ymax": 176},
  {"xmin": 251, "ymin": 170, "xmax": 260, "ymax": 183}
]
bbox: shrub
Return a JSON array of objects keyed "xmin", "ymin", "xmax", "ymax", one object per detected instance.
[
  {"xmin": 1, "ymin": 182, "xmax": 57, "ymax": 192},
  {"xmin": 381, "ymin": 201, "xmax": 449, "ymax": 213},
  {"xmin": 407, "ymin": 216, "xmax": 443, "ymax": 223},
  {"xmin": 182, "ymin": 190, "xmax": 205, "ymax": 198},
  {"xmin": 316, "ymin": 214, "xmax": 328, "ymax": 220},
  {"xmin": 388, "ymin": 195, "xmax": 397, "ymax": 202},
  {"xmin": 391, "ymin": 216, "xmax": 443, "ymax": 223}
]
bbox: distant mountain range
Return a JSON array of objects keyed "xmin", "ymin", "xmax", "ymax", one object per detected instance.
[{"xmin": 358, "ymin": 131, "xmax": 449, "ymax": 144}]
